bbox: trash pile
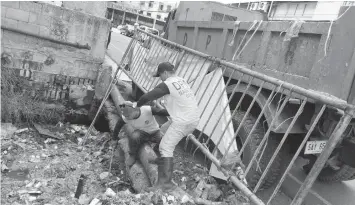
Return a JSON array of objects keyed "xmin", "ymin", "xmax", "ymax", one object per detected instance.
[{"xmin": 1, "ymin": 122, "xmax": 250, "ymax": 205}]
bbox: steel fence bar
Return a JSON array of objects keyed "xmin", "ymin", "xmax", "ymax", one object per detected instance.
[
  {"xmin": 291, "ymin": 108, "xmax": 355, "ymax": 205},
  {"xmin": 136, "ymin": 38, "xmax": 164, "ymax": 85},
  {"xmin": 189, "ymin": 57, "xmax": 210, "ymax": 87},
  {"xmin": 145, "ymin": 43, "xmax": 175, "ymax": 89},
  {"xmin": 133, "ymin": 37, "xmax": 160, "ymax": 82},
  {"xmin": 130, "ymin": 38, "xmax": 147, "ymax": 78},
  {"xmin": 181, "ymin": 55, "xmax": 197, "ymax": 79},
  {"xmin": 212, "ymin": 77, "xmax": 254, "ymax": 154},
  {"xmin": 138, "ymin": 29, "xmax": 353, "ymax": 110},
  {"xmin": 178, "ymin": 54, "xmax": 196, "ymax": 77},
  {"xmin": 231, "ymin": 86, "xmax": 277, "ymax": 170},
  {"xmin": 221, "ymin": 81, "xmax": 265, "ymax": 161},
  {"xmin": 136, "ymin": 39, "xmax": 164, "ymax": 88},
  {"xmin": 197, "ymin": 66, "xmax": 227, "ymax": 106},
  {"xmin": 206, "ymin": 74, "xmax": 246, "ymax": 146},
  {"xmin": 267, "ymin": 105, "xmax": 326, "ymax": 205},
  {"xmin": 244, "ymin": 91, "xmax": 291, "ymax": 176},
  {"xmin": 188, "ymin": 134, "xmax": 265, "ymax": 205},
  {"xmin": 253, "ymin": 98, "xmax": 307, "ymax": 192},
  {"xmin": 130, "ymin": 43, "xmax": 149, "ymax": 80},
  {"xmin": 196, "ymin": 68, "xmax": 236, "ymax": 141}
]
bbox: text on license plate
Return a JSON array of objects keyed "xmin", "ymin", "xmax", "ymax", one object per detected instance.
[{"xmin": 304, "ymin": 140, "xmax": 327, "ymax": 154}]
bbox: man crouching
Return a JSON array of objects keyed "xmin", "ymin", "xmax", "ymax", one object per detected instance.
[{"xmin": 112, "ymin": 101, "xmax": 169, "ymax": 167}]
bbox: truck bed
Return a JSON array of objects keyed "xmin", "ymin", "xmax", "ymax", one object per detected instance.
[{"xmin": 167, "ymin": 7, "xmax": 355, "ymax": 104}]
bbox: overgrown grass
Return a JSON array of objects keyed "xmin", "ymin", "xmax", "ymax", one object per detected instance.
[{"xmin": 1, "ymin": 67, "xmax": 65, "ymax": 125}]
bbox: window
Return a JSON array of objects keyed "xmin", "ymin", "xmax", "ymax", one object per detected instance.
[
  {"xmin": 159, "ymin": 4, "xmax": 164, "ymax": 11},
  {"xmin": 157, "ymin": 14, "xmax": 161, "ymax": 19},
  {"xmin": 138, "ymin": 10, "xmax": 143, "ymax": 14},
  {"xmin": 140, "ymin": 1, "xmax": 145, "ymax": 6},
  {"xmin": 149, "ymin": 1, "xmax": 153, "ymax": 7},
  {"xmin": 167, "ymin": 5, "xmax": 172, "ymax": 11},
  {"xmin": 147, "ymin": 12, "xmax": 151, "ymax": 17}
]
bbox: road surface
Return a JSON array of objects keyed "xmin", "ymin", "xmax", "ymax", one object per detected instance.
[
  {"xmin": 105, "ymin": 31, "xmax": 355, "ymax": 205},
  {"xmin": 107, "ymin": 31, "xmax": 132, "ymax": 65}
]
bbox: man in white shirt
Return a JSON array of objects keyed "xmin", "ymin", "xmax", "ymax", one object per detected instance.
[
  {"xmin": 112, "ymin": 101, "xmax": 169, "ymax": 167},
  {"xmin": 137, "ymin": 62, "xmax": 200, "ymax": 191}
]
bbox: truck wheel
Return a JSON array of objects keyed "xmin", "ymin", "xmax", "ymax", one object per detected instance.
[
  {"xmin": 232, "ymin": 111, "xmax": 285, "ymax": 189},
  {"xmin": 318, "ymin": 164, "xmax": 355, "ymax": 182}
]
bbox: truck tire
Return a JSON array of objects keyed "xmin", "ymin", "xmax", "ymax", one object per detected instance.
[
  {"xmin": 318, "ymin": 164, "xmax": 355, "ymax": 182},
  {"xmin": 232, "ymin": 111, "xmax": 284, "ymax": 189}
]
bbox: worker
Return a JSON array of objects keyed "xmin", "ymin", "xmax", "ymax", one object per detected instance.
[
  {"xmin": 136, "ymin": 62, "xmax": 200, "ymax": 191},
  {"xmin": 112, "ymin": 101, "xmax": 169, "ymax": 167}
]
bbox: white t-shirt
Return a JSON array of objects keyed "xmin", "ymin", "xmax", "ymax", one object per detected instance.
[
  {"xmin": 163, "ymin": 76, "xmax": 200, "ymax": 124},
  {"xmin": 122, "ymin": 106, "xmax": 159, "ymax": 134}
]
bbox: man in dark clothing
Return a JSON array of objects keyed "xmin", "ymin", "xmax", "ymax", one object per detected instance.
[{"xmin": 112, "ymin": 101, "xmax": 169, "ymax": 167}]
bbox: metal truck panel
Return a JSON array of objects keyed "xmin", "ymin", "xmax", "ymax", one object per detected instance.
[{"xmin": 168, "ymin": 7, "xmax": 355, "ymax": 103}]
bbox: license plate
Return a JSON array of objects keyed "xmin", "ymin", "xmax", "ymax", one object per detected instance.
[{"xmin": 304, "ymin": 140, "xmax": 327, "ymax": 154}]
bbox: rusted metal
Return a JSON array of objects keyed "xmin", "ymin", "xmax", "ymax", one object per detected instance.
[{"xmin": 2, "ymin": 26, "xmax": 91, "ymax": 50}]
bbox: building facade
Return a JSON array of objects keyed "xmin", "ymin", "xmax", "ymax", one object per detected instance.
[
  {"xmin": 137, "ymin": 1, "xmax": 177, "ymax": 22},
  {"xmin": 232, "ymin": 1, "xmax": 354, "ymax": 21}
]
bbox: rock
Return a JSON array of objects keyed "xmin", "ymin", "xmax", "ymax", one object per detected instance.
[
  {"xmin": 207, "ymin": 185, "xmax": 222, "ymax": 201},
  {"xmin": 26, "ymin": 179, "xmax": 36, "ymax": 187},
  {"xmin": 15, "ymin": 128, "xmax": 29, "ymax": 134},
  {"xmin": 18, "ymin": 190, "xmax": 28, "ymax": 194},
  {"xmin": 167, "ymin": 195, "xmax": 175, "ymax": 202},
  {"xmin": 1, "ymin": 163, "xmax": 9, "ymax": 172},
  {"xmin": 28, "ymin": 196, "xmax": 37, "ymax": 201},
  {"xmin": 104, "ymin": 188, "xmax": 116, "ymax": 197},
  {"xmin": 89, "ymin": 198, "xmax": 100, "ymax": 205},
  {"xmin": 99, "ymin": 172, "xmax": 110, "ymax": 180},
  {"xmin": 93, "ymin": 151, "xmax": 102, "ymax": 158},
  {"xmin": 1, "ymin": 123, "xmax": 18, "ymax": 137},
  {"xmin": 79, "ymin": 194, "xmax": 91, "ymax": 205},
  {"xmin": 181, "ymin": 195, "xmax": 191, "ymax": 203}
]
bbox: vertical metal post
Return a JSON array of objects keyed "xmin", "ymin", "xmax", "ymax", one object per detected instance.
[
  {"xmin": 291, "ymin": 108, "xmax": 355, "ymax": 205},
  {"xmin": 268, "ymin": 1, "xmax": 274, "ymax": 18},
  {"xmin": 122, "ymin": 11, "xmax": 126, "ymax": 24}
]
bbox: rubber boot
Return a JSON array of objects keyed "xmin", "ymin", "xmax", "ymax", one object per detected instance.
[{"xmin": 146, "ymin": 157, "xmax": 176, "ymax": 192}]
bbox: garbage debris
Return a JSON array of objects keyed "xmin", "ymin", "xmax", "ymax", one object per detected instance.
[{"xmin": 33, "ymin": 123, "xmax": 64, "ymax": 140}]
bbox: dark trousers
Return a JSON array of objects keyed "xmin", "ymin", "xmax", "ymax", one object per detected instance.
[{"xmin": 125, "ymin": 124, "xmax": 163, "ymax": 155}]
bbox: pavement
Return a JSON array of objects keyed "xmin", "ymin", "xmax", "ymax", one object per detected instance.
[{"xmin": 106, "ymin": 32, "xmax": 355, "ymax": 205}]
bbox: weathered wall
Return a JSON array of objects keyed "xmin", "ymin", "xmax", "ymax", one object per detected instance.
[
  {"xmin": 175, "ymin": 1, "xmax": 265, "ymax": 22},
  {"xmin": 168, "ymin": 7, "xmax": 355, "ymax": 102},
  {"xmin": 1, "ymin": 1, "xmax": 110, "ymax": 103},
  {"xmin": 62, "ymin": 1, "xmax": 107, "ymax": 18}
]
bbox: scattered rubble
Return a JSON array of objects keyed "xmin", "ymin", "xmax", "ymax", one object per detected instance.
[{"xmin": 1, "ymin": 122, "xmax": 250, "ymax": 205}]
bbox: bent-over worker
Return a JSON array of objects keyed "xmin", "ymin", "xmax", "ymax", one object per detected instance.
[
  {"xmin": 136, "ymin": 62, "xmax": 200, "ymax": 191},
  {"xmin": 112, "ymin": 101, "xmax": 169, "ymax": 167}
]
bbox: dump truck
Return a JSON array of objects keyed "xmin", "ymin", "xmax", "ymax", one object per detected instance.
[{"xmin": 111, "ymin": 4, "xmax": 355, "ymax": 205}]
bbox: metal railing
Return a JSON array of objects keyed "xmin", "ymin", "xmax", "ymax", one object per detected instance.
[{"xmin": 114, "ymin": 29, "xmax": 355, "ymax": 205}]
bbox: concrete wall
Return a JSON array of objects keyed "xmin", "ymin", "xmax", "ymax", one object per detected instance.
[
  {"xmin": 1, "ymin": 1, "xmax": 110, "ymax": 102},
  {"xmin": 175, "ymin": 1, "xmax": 265, "ymax": 22},
  {"xmin": 62, "ymin": 1, "xmax": 107, "ymax": 18}
]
